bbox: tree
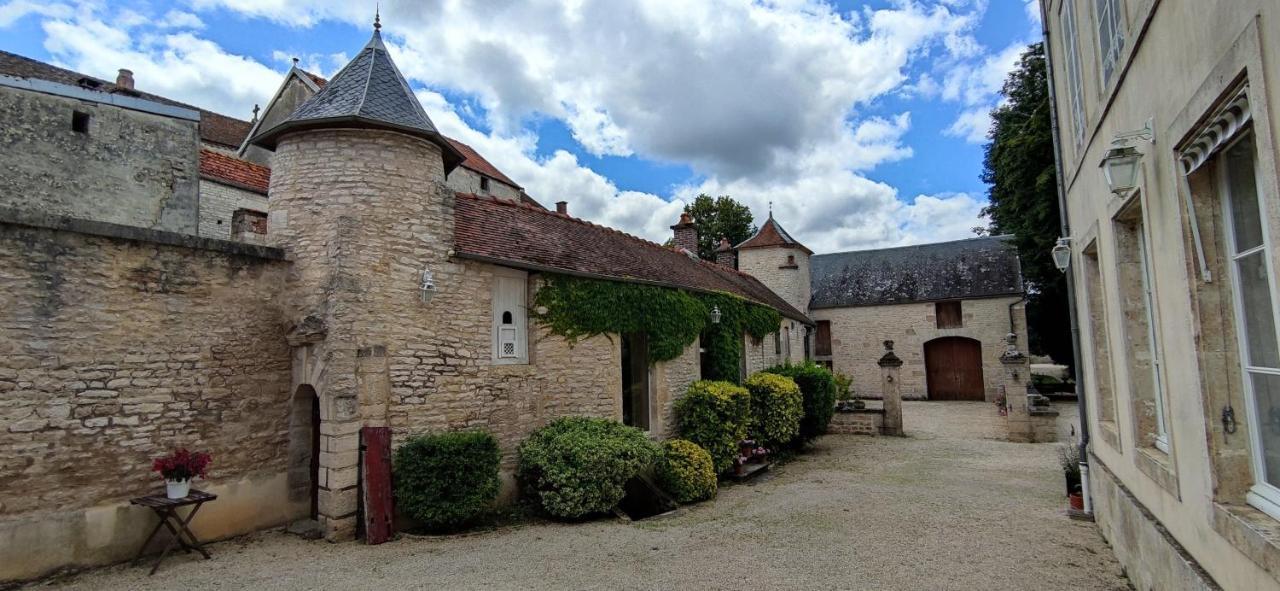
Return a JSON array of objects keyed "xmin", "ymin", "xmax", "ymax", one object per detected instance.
[
  {"xmin": 981, "ymin": 42, "xmax": 1074, "ymax": 369},
  {"xmin": 683, "ymin": 194, "xmax": 757, "ymax": 261}
]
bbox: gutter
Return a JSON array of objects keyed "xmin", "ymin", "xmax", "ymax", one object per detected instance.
[{"xmin": 1039, "ymin": 1, "xmax": 1093, "ymax": 515}]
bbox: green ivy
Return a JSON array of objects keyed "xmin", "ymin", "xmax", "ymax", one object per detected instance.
[{"xmin": 531, "ymin": 274, "xmax": 781, "ymax": 372}]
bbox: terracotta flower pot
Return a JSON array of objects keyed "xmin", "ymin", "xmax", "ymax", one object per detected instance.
[{"xmin": 1068, "ymin": 493, "xmax": 1084, "ymax": 511}]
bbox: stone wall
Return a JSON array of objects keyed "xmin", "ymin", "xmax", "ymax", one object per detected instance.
[
  {"xmin": 737, "ymin": 247, "xmax": 810, "ymax": 315},
  {"xmin": 653, "ymin": 337, "xmax": 701, "ymax": 438},
  {"xmin": 446, "ymin": 167, "xmax": 522, "ymax": 202},
  {"xmin": 828, "ymin": 409, "xmax": 884, "ymax": 435},
  {"xmin": 0, "ymin": 84, "xmax": 200, "ymax": 235},
  {"xmin": 743, "ymin": 318, "xmax": 806, "ymax": 377},
  {"xmin": 812, "ymin": 296, "xmax": 1027, "ymax": 401},
  {"xmin": 198, "ymin": 179, "xmax": 268, "ymax": 240},
  {"xmin": 0, "ymin": 213, "xmax": 294, "ymax": 583}
]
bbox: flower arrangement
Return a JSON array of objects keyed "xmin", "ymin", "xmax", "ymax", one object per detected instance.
[{"xmin": 152, "ymin": 448, "xmax": 212, "ymax": 482}]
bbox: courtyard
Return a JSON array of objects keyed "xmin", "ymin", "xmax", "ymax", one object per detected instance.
[{"xmin": 38, "ymin": 401, "xmax": 1127, "ymax": 591}]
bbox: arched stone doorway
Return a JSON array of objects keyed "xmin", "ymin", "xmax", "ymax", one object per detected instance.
[
  {"xmin": 287, "ymin": 384, "xmax": 321, "ymax": 519},
  {"xmin": 924, "ymin": 337, "xmax": 985, "ymax": 401}
]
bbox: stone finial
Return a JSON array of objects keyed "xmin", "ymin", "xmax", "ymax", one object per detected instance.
[
  {"xmin": 1000, "ymin": 332, "xmax": 1026, "ymax": 363},
  {"xmin": 878, "ymin": 339, "xmax": 902, "ymax": 367}
]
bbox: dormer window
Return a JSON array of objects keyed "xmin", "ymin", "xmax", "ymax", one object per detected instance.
[
  {"xmin": 480, "ymin": 176, "xmax": 491, "ymax": 193},
  {"xmin": 492, "ymin": 268, "xmax": 528, "ymax": 364}
]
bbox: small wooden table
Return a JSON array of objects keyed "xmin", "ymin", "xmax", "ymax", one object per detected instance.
[{"xmin": 130, "ymin": 490, "xmax": 217, "ymax": 575}]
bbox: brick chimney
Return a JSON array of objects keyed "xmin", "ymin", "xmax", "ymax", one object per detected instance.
[
  {"xmin": 714, "ymin": 237, "xmax": 735, "ymax": 268},
  {"xmin": 671, "ymin": 212, "xmax": 698, "ymax": 256},
  {"xmin": 556, "ymin": 201, "xmax": 568, "ymax": 215},
  {"xmin": 115, "ymin": 69, "xmax": 134, "ymax": 90}
]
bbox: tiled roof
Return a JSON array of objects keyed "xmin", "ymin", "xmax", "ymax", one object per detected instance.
[
  {"xmin": 250, "ymin": 30, "xmax": 464, "ymax": 173},
  {"xmin": 199, "ymin": 149, "xmax": 271, "ymax": 194},
  {"xmin": 809, "ymin": 235, "xmax": 1024, "ymax": 309},
  {"xmin": 736, "ymin": 215, "xmax": 812, "ymax": 254},
  {"xmin": 454, "ymin": 193, "xmax": 811, "ymax": 323},
  {"xmin": 445, "ymin": 137, "xmax": 522, "ymax": 189},
  {"xmin": 0, "ymin": 50, "xmax": 252, "ymax": 149}
]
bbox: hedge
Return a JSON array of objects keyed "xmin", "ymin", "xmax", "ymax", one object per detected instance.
[
  {"xmin": 675, "ymin": 380, "xmax": 751, "ymax": 474},
  {"xmin": 744, "ymin": 372, "xmax": 803, "ymax": 450},
  {"xmin": 765, "ymin": 362, "xmax": 837, "ymax": 444},
  {"xmin": 517, "ymin": 416, "xmax": 660, "ymax": 520},
  {"xmin": 655, "ymin": 439, "xmax": 717, "ymax": 504},
  {"xmin": 393, "ymin": 431, "xmax": 501, "ymax": 532}
]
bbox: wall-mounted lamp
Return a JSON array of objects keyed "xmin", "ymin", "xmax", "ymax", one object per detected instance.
[
  {"xmin": 710, "ymin": 305, "xmax": 722, "ymax": 324},
  {"xmin": 420, "ymin": 268, "xmax": 436, "ymax": 303},
  {"xmin": 1051, "ymin": 237, "xmax": 1071, "ymax": 272},
  {"xmin": 1100, "ymin": 118, "xmax": 1154, "ymax": 196}
]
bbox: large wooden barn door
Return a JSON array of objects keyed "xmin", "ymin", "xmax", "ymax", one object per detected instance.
[{"xmin": 924, "ymin": 337, "xmax": 985, "ymax": 401}]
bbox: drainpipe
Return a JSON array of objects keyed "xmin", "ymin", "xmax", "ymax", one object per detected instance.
[{"xmin": 1039, "ymin": 1, "xmax": 1092, "ymax": 515}]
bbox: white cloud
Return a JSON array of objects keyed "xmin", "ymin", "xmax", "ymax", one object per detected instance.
[
  {"xmin": 939, "ymin": 41, "xmax": 1025, "ymax": 143},
  {"xmin": 157, "ymin": 10, "xmax": 205, "ymax": 30},
  {"xmin": 945, "ymin": 107, "xmax": 992, "ymax": 143},
  {"xmin": 0, "ymin": 0, "xmax": 71, "ymax": 27}
]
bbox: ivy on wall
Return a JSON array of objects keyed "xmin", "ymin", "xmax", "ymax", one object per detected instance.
[{"xmin": 531, "ymin": 274, "xmax": 782, "ymax": 378}]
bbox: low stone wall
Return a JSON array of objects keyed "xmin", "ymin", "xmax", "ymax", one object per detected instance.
[
  {"xmin": 0, "ymin": 211, "xmax": 295, "ymax": 583},
  {"xmin": 829, "ymin": 409, "xmax": 884, "ymax": 436},
  {"xmin": 1091, "ymin": 455, "xmax": 1223, "ymax": 591}
]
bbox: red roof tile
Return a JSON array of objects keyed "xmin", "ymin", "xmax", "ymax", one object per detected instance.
[
  {"xmin": 453, "ymin": 193, "xmax": 810, "ymax": 322},
  {"xmin": 445, "ymin": 137, "xmax": 523, "ymax": 189},
  {"xmin": 199, "ymin": 149, "xmax": 271, "ymax": 194},
  {"xmin": 736, "ymin": 215, "xmax": 812, "ymax": 254}
]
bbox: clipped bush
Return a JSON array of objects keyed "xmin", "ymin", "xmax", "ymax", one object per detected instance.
[
  {"xmin": 517, "ymin": 416, "xmax": 660, "ymax": 520},
  {"xmin": 765, "ymin": 362, "xmax": 837, "ymax": 444},
  {"xmin": 656, "ymin": 439, "xmax": 717, "ymax": 504},
  {"xmin": 744, "ymin": 372, "xmax": 803, "ymax": 450},
  {"xmin": 393, "ymin": 431, "xmax": 501, "ymax": 532},
  {"xmin": 675, "ymin": 380, "xmax": 751, "ymax": 474}
]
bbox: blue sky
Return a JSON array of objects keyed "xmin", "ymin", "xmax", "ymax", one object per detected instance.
[{"xmin": 0, "ymin": 0, "xmax": 1042, "ymax": 252}]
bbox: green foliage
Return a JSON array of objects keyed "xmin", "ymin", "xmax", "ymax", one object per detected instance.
[
  {"xmin": 744, "ymin": 372, "xmax": 803, "ymax": 450},
  {"xmin": 696, "ymin": 292, "xmax": 782, "ymax": 383},
  {"xmin": 532, "ymin": 275, "xmax": 706, "ymax": 362},
  {"xmin": 655, "ymin": 439, "xmax": 717, "ymax": 504},
  {"xmin": 393, "ymin": 431, "xmax": 501, "ymax": 532},
  {"xmin": 981, "ymin": 42, "xmax": 1073, "ymax": 369},
  {"xmin": 517, "ymin": 417, "xmax": 660, "ymax": 520},
  {"xmin": 833, "ymin": 372, "xmax": 854, "ymax": 401},
  {"xmin": 765, "ymin": 362, "xmax": 837, "ymax": 443},
  {"xmin": 675, "ymin": 380, "xmax": 752, "ymax": 474},
  {"xmin": 684, "ymin": 194, "xmax": 757, "ymax": 261}
]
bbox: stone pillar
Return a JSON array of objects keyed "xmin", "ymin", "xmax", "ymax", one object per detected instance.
[
  {"xmin": 878, "ymin": 340, "xmax": 904, "ymax": 436},
  {"xmin": 999, "ymin": 332, "xmax": 1052, "ymax": 442}
]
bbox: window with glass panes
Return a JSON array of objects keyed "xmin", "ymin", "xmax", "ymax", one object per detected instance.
[{"xmin": 1095, "ymin": 0, "xmax": 1125, "ymax": 84}]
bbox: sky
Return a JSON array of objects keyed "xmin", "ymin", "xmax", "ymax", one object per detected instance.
[{"xmin": 0, "ymin": 0, "xmax": 1043, "ymax": 254}]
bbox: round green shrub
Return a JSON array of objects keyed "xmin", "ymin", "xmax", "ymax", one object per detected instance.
[
  {"xmin": 656, "ymin": 439, "xmax": 717, "ymax": 504},
  {"xmin": 675, "ymin": 380, "xmax": 751, "ymax": 474},
  {"xmin": 393, "ymin": 430, "xmax": 501, "ymax": 532},
  {"xmin": 765, "ymin": 362, "xmax": 837, "ymax": 444},
  {"xmin": 744, "ymin": 372, "xmax": 803, "ymax": 450},
  {"xmin": 517, "ymin": 416, "xmax": 661, "ymax": 520}
]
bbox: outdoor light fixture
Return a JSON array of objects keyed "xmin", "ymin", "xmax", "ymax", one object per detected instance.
[
  {"xmin": 419, "ymin": 268, "xmax": 436, "ymax": 303},
  {"xmin": 710, "ymin": 305, "xmax": 722, "ymax": 324},
  {"xmin": 1100, "ymin": 145, "xmax": 1143, "ymax": 195},
  {"xmin": 1051, "ymin": 237, "xmax": 1072, "ymax": 272}
]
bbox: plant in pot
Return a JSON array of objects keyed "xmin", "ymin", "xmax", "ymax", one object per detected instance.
[
  {"xmin": 153, "ymin": 448, "xmax": 212, "ymax": 499},
  {"xmin": 834, "ymin": 373, "xmax": 860, "ymax": 411},
  {"xmin": 1058, "ymin": 444, "xmax": 1083, "ymax": 508}
]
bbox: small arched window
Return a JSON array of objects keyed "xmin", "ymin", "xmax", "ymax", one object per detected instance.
[{"xmin": 502, "ymin": 311, "xmax": 513, "ymax": 324}]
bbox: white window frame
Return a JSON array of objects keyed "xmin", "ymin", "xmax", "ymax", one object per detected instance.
[
  {"xmin": 1094, "ymin": 0, "xmax": 1125, "ymax": 85},
  {"xmin": 1219, "ymin": 132, "xmax": 1280, "ymax": 519},
  {"xmin": 1060, "ymin": 1, "xmax": 1087, "ymax": 146},
  {"xmin": 491, "ymin": 268, "xmax": 528, "ymax": 365},
  {"xmin": 1135, "ymin": 225, "xmax": 1170, "ymax": 452}
]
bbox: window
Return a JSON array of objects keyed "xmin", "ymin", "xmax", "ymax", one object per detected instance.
[
  {"xmin": 1220, "ymin": 133, "xmax": 1280, "ymax": 518},
  {"xmin": 774, "ymin": 331, "xmax": 782, "ymax": 355},
  {"xmin": 491, "ymin": 269, "xmax": 528, "ymax": 364},
  {"xmin": 71, "ymin": 111, "xmax": 90, "ymax": 134},
  {"xmin": 935, "ymin": 301, "xmax": 962, "ymax": 329},
  {"xmin": 783, "ymin": 325, "xmax": 792, "ymax": 361},
  {"xmin": 480, "ymin": 176, "xmax": 491, "ymax": 193},
  {"xmin": 621, "ymin": 333, "xmax": 652, "ymax": 431},
  {"xmin": 1114, "ymin": 200, "xmax": 1168, "ymax": 452},
  {"xmin": 1095, "ymin": 0, "xmax": 1125, "ymax": 85},
  {"xmin": 1060, "ymin": 1, "xmax": 1086, "ymax": 146}
]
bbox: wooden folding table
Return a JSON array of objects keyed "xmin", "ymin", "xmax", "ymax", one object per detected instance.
[{"xmin": 130, "ymin": 490, "xmax": 217, "ymax": 575}]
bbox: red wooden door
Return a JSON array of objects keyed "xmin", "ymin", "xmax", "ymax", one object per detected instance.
[
  {"xmin": 361, "ymin": 426, "xmax": 394, "ymax": 545},
  {"xmin": 924, "ymin": 337, "xmax": 985, "ymax": 401}
]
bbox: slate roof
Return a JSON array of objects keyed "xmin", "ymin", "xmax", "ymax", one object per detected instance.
[
  {"xmin": 809, "ymin": 235, "xmax": 1023, "ymax": 309},
  {"xmin": 736, "ymin": 215, "xmax": 812, "ymax": 254},
  {"xmin": 249, "ymin": 29, "xmax": 465, "ymax": 173},
  {"xmin": 0, "ymin": 50, "xmax": 253, "ymax": 149},
  {"xmin": 453, "ymin": 193, "xmax": 811, "ymax": 323},
  {"xmin": 199, "ymin": 149, "xmax": 271, "ymax": 194}
]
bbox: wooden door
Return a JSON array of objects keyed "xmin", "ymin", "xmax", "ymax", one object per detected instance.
[
  {"xmin": 815, "ymin": 321, "xmax": 832, "ymax": 357},
  {"xmin": 924, "ymin": 337, "xmax": 985, "ymax": 401},
  {"xmin": 360, "ymin": 427, "xmax": 394, "ymax": 545}
]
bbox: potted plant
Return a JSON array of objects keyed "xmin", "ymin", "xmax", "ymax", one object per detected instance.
[
  {"xmin": 1058, "ymin": 444, "xmax": 1082, "ymax": 505},
  {"xmin": 152, "ymin": 448, "xmax": 212, "ymax": 499}
]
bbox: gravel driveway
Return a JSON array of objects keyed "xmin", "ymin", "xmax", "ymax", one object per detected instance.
[{"xmin": 38, "ymin": 401, "xmax": 1127, "ymax": 591}]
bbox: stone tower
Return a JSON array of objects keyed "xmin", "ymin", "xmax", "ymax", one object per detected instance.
[
  {"xmin": 735, "ymin": 213, "xmax": 813, "ymax": 314},
  {"xmin": 250, "ymin": 20, "xmax": 465, "ymax": 540}
]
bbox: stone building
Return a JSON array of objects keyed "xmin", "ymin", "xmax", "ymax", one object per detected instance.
[
  {"xmin": 1041, "ymin": 0, "xmax": 1280, "ymax": 589},
  {"xmin": 0, "ymin": 25, "xmax": 808, "ymax": 583}
]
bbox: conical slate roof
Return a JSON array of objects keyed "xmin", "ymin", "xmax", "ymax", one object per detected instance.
[{"xmin": 251, "ymin": 26, "xmax": 464, "ymax": 173}]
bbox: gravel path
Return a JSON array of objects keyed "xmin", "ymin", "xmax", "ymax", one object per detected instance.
[{"xmin": 37, "ymin": 401, "xmax": 1127, "ymax": 591}]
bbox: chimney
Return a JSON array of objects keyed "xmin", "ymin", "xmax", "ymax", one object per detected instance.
[
  {"xmin": 555, "ymin": 201, "xmax": 568, "ymax": 215},
  {"xmin": 115, "ymin": 69, "xmax": 134, "ymax": 90},
  {"xmin": 671, "ymin": 212, "xmax": 698, "ymax": 257},
  {"xmin": 715, "ymin": 237, "xmax": 735, "ymax": 268}
]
